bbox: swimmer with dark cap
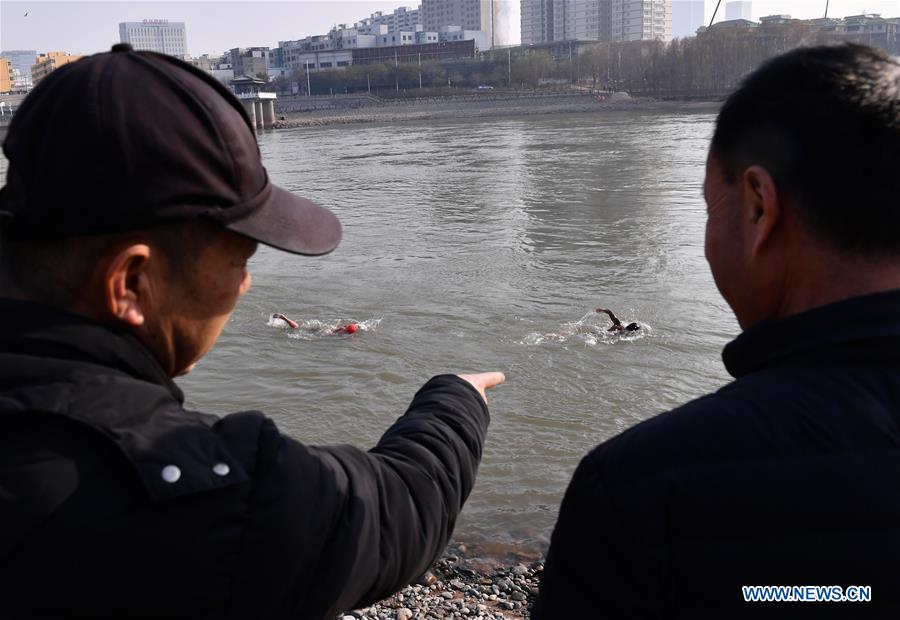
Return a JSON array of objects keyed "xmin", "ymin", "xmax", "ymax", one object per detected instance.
[
  {"xmin": 272, "ymin": 313, "xmax": 360, "ymax": 334},
  {"xmin": 596, "ymin": 308, "xmax": 640, "ymax": 333}
]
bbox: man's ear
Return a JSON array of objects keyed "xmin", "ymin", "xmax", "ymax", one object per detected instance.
[
  {"xmin": 102, "ymin": 244, "xmax": 152, "ymax": 327},
  {"xmin": 741, "ymin": 165, "xmax": 782, "ymax": 256}
]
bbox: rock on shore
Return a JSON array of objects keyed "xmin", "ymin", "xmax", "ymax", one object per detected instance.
[{"xmin": 338, "ymin": 554, "xmax": 543, "ymax": 620}]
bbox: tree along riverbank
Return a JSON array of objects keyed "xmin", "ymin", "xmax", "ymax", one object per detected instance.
[{"xmin": 272, "ymin": 93, "xmax": 720, "ymax": 130}]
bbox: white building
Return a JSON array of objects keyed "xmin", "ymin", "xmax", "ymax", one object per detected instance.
[
  {"xmin": 523, "ymin": 0, "xmax": 669, "ymax": 44},
  {"xmin": 522, "ymin": 0, "xmax": 610, "ymax": 44},
  {"xmin": 421, "ymin": 0, "xmax": 512, "ymax": 48},
  {"xmin": 672, "ymin": 0, "xmax": 709, "ymax": 36},
  {"xmin": 725, "ymin": 1, "xmax": 751, "ymax": 21},
  {"xmin": 119, "ymin": 20, "xmax": 188, "ymax": 57},
  {"xmin": 357, "ymin": 7, "xmax": 422, "ymax": 34},
  {"xmin": 611, "ymin": 0, "xmax": 671, "ymax": 41}
]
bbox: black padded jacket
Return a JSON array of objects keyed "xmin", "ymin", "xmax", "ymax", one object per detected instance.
[
  {"xmin": 535, "ymin": 289, "xmax": 900, "ymax": 619},
  {"xmin": 0, "ymin": 299, "xmax": 490, "ymax": 620}
]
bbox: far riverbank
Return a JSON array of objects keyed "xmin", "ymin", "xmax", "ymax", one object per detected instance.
[{"xmin": 272, "ymin": 92, "xmax": 721, "ymax": 129}]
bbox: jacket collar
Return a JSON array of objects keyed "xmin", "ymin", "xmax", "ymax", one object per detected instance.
[
  {"xmin": 0, "ymin": 298, "xmax": 184, "ymax": 403},
  {"xmin": 723, "ymin": 289, "xmax": 900, "ymax": 378},
  {"xmin": 0, "ymin": 298, "xmax": 252, "ymax": 501}
]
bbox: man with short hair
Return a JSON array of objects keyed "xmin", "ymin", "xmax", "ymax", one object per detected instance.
[
  {"xmin": 0, "ymin": 44, "xmax": 504, "ymax": 619},
  {"xmin": 534, "ymin": 44, "xmax": 900, "ymax": 617}
]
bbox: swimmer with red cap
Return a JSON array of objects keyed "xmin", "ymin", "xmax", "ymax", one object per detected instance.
[{"xmin": 272, "ymin": 313, "xmax": 360, "ymax": 335}]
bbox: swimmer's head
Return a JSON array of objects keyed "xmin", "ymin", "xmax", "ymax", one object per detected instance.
[{"xmin": 625, "ymin": 323, "xmax": 640, "ymax": 332}]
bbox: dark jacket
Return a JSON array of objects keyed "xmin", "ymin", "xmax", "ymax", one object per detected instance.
[
  {"xmin": 0, "ymin": 299, "xmax": 489, "ymax": 620},
  {"xmin": 534, "ymin": 290, "xmax": 900, "ymax": 619}
]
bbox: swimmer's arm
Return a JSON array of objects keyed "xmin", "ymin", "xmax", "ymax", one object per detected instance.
[
  {"xmin": 274, "ymin": 313, "xmax": 299, "ymax": 329},
  {"xmin": 596, "ymin": 308, "xmax": 622, "ymax": 325}
]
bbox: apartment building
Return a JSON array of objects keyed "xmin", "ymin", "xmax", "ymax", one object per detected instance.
[
  {"xmin": 0, "ymin": 58, "xmax": 12, "ymax": 94},
  {"xmin": 357, "ymin": 7, "xmax": 422, "ymax": 34},
  {"xmin": 523, "ymin": 0, "xmax": 670, "ymax": 44},
  {"xmin": 31, "ymin": 51, "xmax": 83, "ymax": 87},
  {"xmin": 611, "ymin": 0, "xmax": 672, "ymax": 41},
  {"xmin": 0, "ymin": 50, "xmax": 37, "ymax": 91},
  {"xmin": 421, "ymin": 0, "xmax": 511, "ymax": 48},
  {"xmin": 119, "ymin": 20, "xmax": 188, "ymax": 57}
]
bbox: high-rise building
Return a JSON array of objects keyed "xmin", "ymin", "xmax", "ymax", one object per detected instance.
[
  {"xmin": 1, "ymin": 50, "xmax": 37, "ymax": 90},
  {"xmin": 31, "ymin": 51, "xmax": 83, "ymax": 87},
  {"xmin": 725, "ymin": 1, "xmax": 752, "ymax": 21},
  {"xmin": 523, "ymin": 0, "xmax": 669, "ymax": 44},
  {"xmin": 119, "ymin": 20, "xmax": 188, "ymax": 57},
  {"xmin": 611, "ymin": 0, "xmax": 672, "ymax": 41},
  {"xmin": 521, "ymin": 0, "xmax": 551, "ymax": 44},
  {"xmin": 522, "ymin": 1, "xmax": 612, "ymax": 44},
  {"xmin": 672, "ymin": 0, "xmax": 708, "ymax": 36},
  {"xmin": 421, "ymin": 0, "xmax": 512, "ymax": 48}
]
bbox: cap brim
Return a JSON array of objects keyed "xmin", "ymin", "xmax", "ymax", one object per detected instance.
[{"xmin": 225, "ymin": 185, "xmax": 342, "ymax": 256}]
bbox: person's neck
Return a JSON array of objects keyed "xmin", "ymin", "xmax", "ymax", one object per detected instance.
[{"xmin": 775, "ymin": 251, "xmax": 900, "ymax": 320}]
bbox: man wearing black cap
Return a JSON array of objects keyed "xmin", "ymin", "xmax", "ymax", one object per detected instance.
[{"xmin": 0, "ymin": 44, "xmax": 504, "ymax": 619}]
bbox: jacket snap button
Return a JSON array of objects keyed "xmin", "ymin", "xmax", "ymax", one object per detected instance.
[
  {"xmin": 161, "ymin": 465, "xmax": 181, "ymax": 483},
  {"xmin": 212, "ymin": 463, "xmax": 230, "ymax": 477}
]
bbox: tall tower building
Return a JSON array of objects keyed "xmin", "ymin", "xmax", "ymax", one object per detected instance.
[
  {"xmin": 421, "ymin": 0, "xmax": 512, "ymax": 48},
  {"xmin": 724, "ymin": 1, "xmax": 752, "ymax": 21},
  {"xmin": 521, "ymin": 0, "xmax": 611, "ymax": 45},
  {"xmin": 521, "ymin": 0, "xmax": 553, "ymax": 44},
  {"xmin": 672, "ymin": 0, "xmax": 709, "ymax": 36},
  {"xmin": 611, "ymin": 0, "xmax": 672, "ymax": 41},
  {"xmin": 119, "ymin": 20, "xmax": 188, "ymax": 57}
]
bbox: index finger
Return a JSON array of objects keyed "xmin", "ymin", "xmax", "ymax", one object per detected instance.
[{"xmin": 457, "ymin": 372, "xmax": 507, "ymax": 403}]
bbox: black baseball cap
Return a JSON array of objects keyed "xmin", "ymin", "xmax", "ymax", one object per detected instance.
[{"xmin": 0, "ymin": 43, "xmax": 341, "ymax": 256}]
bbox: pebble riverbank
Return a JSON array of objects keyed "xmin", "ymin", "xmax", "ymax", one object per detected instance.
[
  {"xmin": 337, "ymin": 553, "xmax": 544, "ymax": 620},
  {"xmin": 274, "ymin": 94, "xmax": 719, "ymax": 129}
]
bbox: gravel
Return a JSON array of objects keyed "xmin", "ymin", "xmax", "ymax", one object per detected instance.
[{"xmin": 336, "ymin": 553, "xmax": 544, "ymax": 620}]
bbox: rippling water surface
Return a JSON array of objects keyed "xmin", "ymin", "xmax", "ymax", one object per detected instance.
[{"xmin": 2, "ymin": 111, "xmax": 739, "ymax": 555}]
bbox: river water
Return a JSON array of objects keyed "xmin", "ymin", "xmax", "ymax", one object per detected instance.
[{"xmin": 2, "ymin": 110, "xmax": 739, "ymax": 556}]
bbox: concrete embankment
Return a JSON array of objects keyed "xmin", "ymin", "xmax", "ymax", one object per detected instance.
[{"xmin": 273, "ymin": 92, "xmax": 720, "ymax": 129}]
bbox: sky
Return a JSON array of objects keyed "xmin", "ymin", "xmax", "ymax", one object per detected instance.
[{"xmin": 1, "ymin": 0, "xmax": 899, "ymax": 57}]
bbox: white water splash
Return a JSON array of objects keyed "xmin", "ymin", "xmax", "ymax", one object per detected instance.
[
  {"xmin": 521, "ymin": 311, "xmax": 649, "ymax": 346},
  {"xmin": 268, "ymin": 315, "xmax": 382, "ymax": 340}
]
